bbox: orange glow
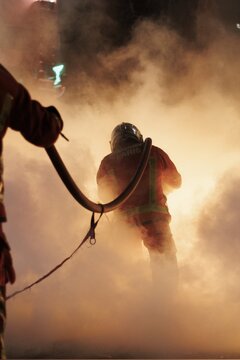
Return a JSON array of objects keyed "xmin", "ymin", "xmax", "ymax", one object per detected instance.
[{"xmin": 2, "ymin": 6, "xmax": 240, "ymax": 358}]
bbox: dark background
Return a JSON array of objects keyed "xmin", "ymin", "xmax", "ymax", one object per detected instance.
[
  {"xmin": 1, "ymin": 0, "xmax": 240, "ymax": 96},
  {"xmin": 56, "ymin": 0, "xmax": 240, "ymax": 97}
]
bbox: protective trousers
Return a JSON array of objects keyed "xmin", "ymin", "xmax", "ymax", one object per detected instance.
[
  {"xmin": 130, "ymin": 212, "xmax": 176, "ymax": 255},
  {"xmin": 128, "ymin": 212, "xmax": 178, "ymax": 290}
]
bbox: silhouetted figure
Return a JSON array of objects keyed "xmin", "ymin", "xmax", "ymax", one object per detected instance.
[
  {"xmin": 97, "ymin": 123, "xmax": 181, "ymax": 291},
  {"xmin": 0, "ymin": 64, "xmax": 63, "ymax": 359}
]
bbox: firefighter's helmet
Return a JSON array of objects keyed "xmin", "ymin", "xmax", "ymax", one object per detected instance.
[{"xmin": 110, "ymin": 122, "xmax": 143, "ymax": 152}]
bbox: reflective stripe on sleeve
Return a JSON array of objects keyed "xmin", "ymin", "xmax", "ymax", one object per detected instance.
[{"xmin": 124, "ymin": 203, "xmax": 170, "ymax": 216}]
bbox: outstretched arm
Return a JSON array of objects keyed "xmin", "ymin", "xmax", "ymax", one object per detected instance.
[{"xmin": 0, "ymin": 64, "xmax": 63, "ymax": 147}]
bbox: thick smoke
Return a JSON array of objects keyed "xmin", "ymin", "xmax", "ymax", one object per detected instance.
[
  {"xmin": 196, "ymin": 168, "xmax": 240, "ymax": 298},
  {"xmin": 0, "ymin": 0, "xmax": 240, "ymax": 358}
]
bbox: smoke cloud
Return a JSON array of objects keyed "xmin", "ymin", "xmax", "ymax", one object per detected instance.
[{"xmin": 0, "ymin": 0, "xmax": 240, "ymax": 357}]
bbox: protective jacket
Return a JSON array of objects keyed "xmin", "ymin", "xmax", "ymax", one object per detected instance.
[
  {"xmin": 0, "ymin": 64, "xmax": 63, "ymax": 222},
  {"xmin": 97, "ymin": 142, "xmax": 181, "ymax": 254},
  {"xmin": 97, "ymin": 142, "xmax": 181, "ymax": 217},
  {"xmin": 0, "ymin": 63, "xmax": 63, "ymax": 285}
]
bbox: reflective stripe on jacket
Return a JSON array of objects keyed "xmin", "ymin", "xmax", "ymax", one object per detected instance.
[{"xmin": 97, "ymin": 143, "xmax": 181, "ymax": 217}]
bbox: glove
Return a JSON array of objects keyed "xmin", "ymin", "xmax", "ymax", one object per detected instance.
[
  {"xmin": 46, "ymin": 105, "xmax": 64, "ymax": 132},
  {"xmin": 0, "ymin": 233, "xmax": 16, "ymax": 285}
]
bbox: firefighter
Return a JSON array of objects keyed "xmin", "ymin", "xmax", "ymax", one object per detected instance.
[
  {"xmin": 0, "ymin": 64, "xmax": 63, "ymax": 358},
  {"xmin": 97, "ymin": 123, "xmax": 181, "ymax": 289}
]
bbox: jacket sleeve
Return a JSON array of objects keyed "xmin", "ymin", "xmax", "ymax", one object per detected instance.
[
  {"xmin": 97, "ymin": 160, "xmax": 109, "ymax": 201},
  {"xmin": 0, "ymin": 64, "xmax": 63, "ymax": 148},
  {"xmin": 97, "ymin": 157, "xmax": 117, "ymax": 202},
  {"xmin": 157, "ymin": 148, "xmax": 182, "ymax": 193}
]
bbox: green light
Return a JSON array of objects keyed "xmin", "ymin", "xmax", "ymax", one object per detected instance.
[{"xmin": 52, "ymin": 64, "xmax": 65, "ymax": 86}]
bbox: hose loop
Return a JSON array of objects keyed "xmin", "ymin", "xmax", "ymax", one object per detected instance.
[{"xmin": 45, "ymin": 138, "xmax": 152, "ymax": 213}]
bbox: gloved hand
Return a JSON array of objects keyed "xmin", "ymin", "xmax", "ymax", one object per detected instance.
[
  {"xmin": 46, "ymin": 106, "xmax": 64, "ymax": 132},
  {"xmin": 46, "ymin": 105, "xmax": 70, "ymax": 142},
  {"xmin": 0, "ymin": 233, "xmax": 16, "ymax": 285}
]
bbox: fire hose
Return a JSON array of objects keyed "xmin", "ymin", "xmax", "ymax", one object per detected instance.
[
  {"xmin": 6, "ymin": 138, "xmax": 152, "ymax": 300},
  {"xmin": 45, "ymin": 137, "xmax": 152, "ymax": 213}
]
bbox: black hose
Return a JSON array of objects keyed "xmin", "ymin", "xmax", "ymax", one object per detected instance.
[{"xmin": 45, "ymin": 138, "xmax": 152, "ymax": 213}]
